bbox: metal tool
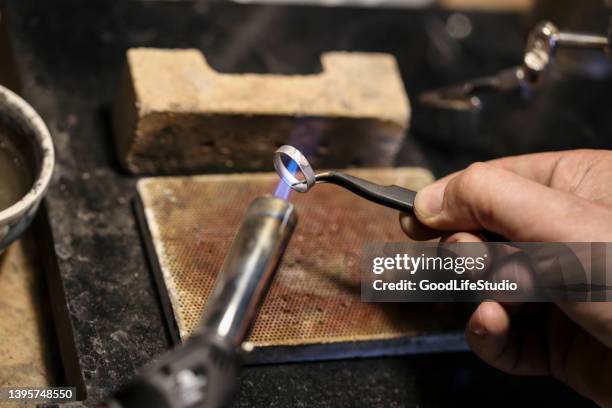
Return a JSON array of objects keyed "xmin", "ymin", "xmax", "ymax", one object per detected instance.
[
  {"xmin": 105, "ymin": 196, "xmax": 297, "ymax": 408},
  {"xmin": 419, "ymin": 66, "xmax": 525, "ymax": 111},
  {"xmin": 522, "ymin": 21, "xmax": 610, "ymax": 85},
  {"xmin": 420, "ymin": 20, "xmax": 611, "ymax": 111},
  {"xmin": 274, "ymin": 145, "xmax": 416, "ymax": 213}
]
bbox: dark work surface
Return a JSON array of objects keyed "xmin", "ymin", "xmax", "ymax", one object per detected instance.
[
  {"xmin": 235, "ymin": 352, "xmax": 593, "ymax": 407},
  {"xmin": 2, "ymin": 0, "xmax": 609, "ymax": 406}
]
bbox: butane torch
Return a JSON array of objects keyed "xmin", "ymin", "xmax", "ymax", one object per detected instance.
[{"xmin": 104, "ymin": 196, "xmax": 297, "ymax": 408}]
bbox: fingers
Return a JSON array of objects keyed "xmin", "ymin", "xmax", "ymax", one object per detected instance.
[
  {"xmin": 402, "ymin": 149, "xmax": 612, "ymax": 241},
  {"xmin": 485, "ymin": 151, "xmax": 565, "ymax": 185},
  {"xmin": 398, "ymin": 212, "xmax": 441, "ymax": 241},
  {"xmin": 487, "ymin": 150, "xmax": 612, "ymax": 192},
  {"xmin": 556, "ymin": 302, "xmax": 612, "ymax": 349},
  {"xmin": 466, "ymin": 302, "xmax": 517, "ymax": 372},
  {"xmin": 546, "ymin": 306, "xmax": 612, "ymax": 408},
  {"xmin": 440, "ymin": 231, "xmax": 485, "ymax": 243},
  {"xmin": 413, "ymin": 162, "xmax": 612, "ymax": 241},
  {"xmin": 419, "ymin": 150, "xmax": 568, "ymax": 190},
  {"xmin": 466, "ymin": 302, "xmax": 549, "ymax": 376},
  {"xmin": 400, "ymin": 152, "xmax": 564, "ymax": 240}
]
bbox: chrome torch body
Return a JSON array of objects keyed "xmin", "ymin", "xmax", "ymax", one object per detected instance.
[
  {"xmin": 106, "ymin": 196, "xmax": 297, "ymax": 408},
  {"xmin": 199, "ymin": 195, "xmax": 297, "ymax": 346}
]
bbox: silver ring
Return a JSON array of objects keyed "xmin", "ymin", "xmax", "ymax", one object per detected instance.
[{"xmin": 273, "ymin": 145, "xmax": 315, "ymax": 193}]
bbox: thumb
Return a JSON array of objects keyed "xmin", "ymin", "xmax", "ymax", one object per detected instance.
[{"xmin": 414, "ymin": 162, "xmax": 611, "ymax": 242}]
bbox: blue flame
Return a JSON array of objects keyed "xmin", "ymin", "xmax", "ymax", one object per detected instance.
[{"xmin": 274, "ymin": 158, "xmax": 299, "ymax": 200}]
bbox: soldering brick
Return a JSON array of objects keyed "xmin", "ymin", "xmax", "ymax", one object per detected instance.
[
  {"xmin": 112, "ymin": 48, "xmax": 410, "ymax": 175},
  {"xmin": 136, "ymin": 167, "xmax": 472, "ymax": 363}
]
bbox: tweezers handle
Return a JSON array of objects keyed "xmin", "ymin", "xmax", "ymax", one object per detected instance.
[
  {"xmin": 317, "ymin": 171, "xmax": 416, "ymax": 213},
  {"xmin": 316, "ymin": 171, "xmax": 511, "ymax": 241}
]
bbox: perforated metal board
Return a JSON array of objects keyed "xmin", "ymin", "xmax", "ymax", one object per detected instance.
[{"xmin": 136, "ymin": 168, "xmax": 471, "ymax": 363}]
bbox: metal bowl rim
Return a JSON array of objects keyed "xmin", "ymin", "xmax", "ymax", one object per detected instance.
[{"xmin": 0, "ymin": 85, "xmax": 54, "ymax": 223}]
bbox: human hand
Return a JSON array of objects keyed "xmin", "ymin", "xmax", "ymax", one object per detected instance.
[{"xmin": 400, "ymin": 149, "xmax": 612, "ymax": 407}]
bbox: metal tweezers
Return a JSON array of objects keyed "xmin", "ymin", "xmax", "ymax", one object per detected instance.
[{"xmin": 273, "ymin": 145, "xmax": 416, "ymax": 213}]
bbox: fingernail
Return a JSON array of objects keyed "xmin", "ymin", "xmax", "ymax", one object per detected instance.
[
  {"xmin": 468, "ymin": 319, "xmax": 487, "ymax": 336},
  {"xmin": 472, "ymin": 327, "xmax": 486, "ymax": 336},
  {"xmin": 415, "ymin": 182, "xmax": 445, "ymax": 219},
  {"xmin": 469, "ymin": 307, "xmax": 487, "ymax": 337}
]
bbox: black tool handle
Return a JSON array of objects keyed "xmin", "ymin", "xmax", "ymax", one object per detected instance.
[
  {"xmin": 317, "ymin": 171, "xmax": 416, "ymax": 213},
  {"xmin": 106, "ymin": 332, "xmax": 238, "ymax": 408}
]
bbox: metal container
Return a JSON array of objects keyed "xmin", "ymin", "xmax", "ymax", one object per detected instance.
[{"xmin": 0, "ymin": 85, "xmax": 54, "ymax": 250}]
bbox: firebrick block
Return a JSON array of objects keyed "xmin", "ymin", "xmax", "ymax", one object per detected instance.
[{"xmin": 113, "ymin": 48, "xmax": 410, "ymax": 174}]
